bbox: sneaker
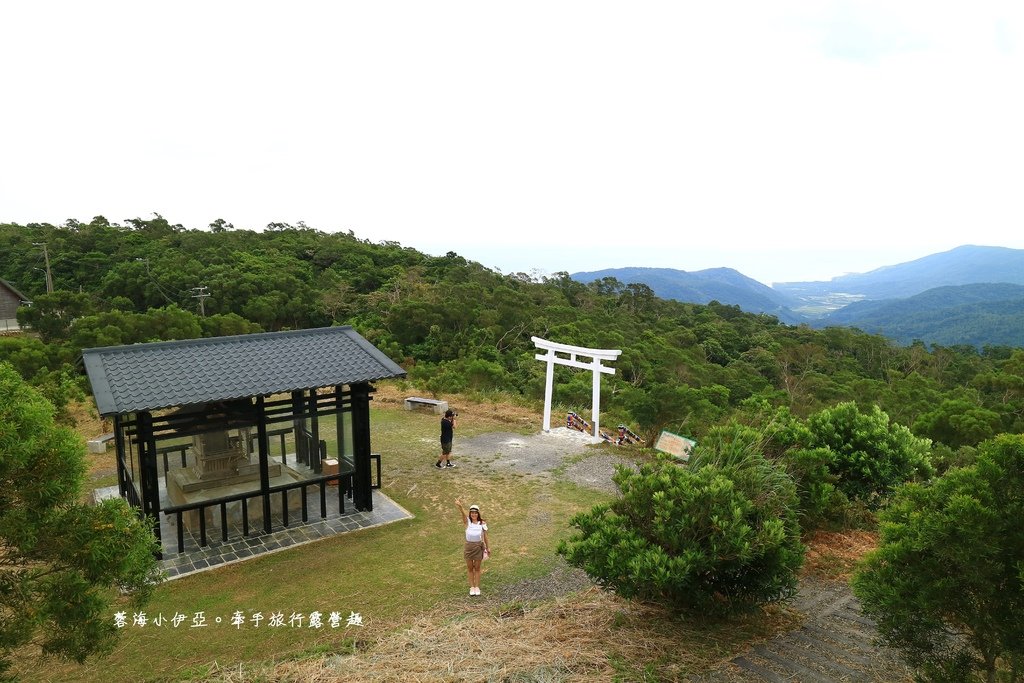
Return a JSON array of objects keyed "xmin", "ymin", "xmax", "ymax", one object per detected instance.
[
  {"xmin": 446, "ymin": 462, "xmax": 456, "ymax": 468},
  {"xmin": 469, "ymin": 588, "xmax": 475, "ymax": 596},
  {"xmin": 434, "ymin": 461, "xmax": 442, "ymax": 469}
]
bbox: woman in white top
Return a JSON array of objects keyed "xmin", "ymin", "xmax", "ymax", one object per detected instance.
[{"xmin": 455, "ymin": 498, "xmax": 490, "ymax": 596}]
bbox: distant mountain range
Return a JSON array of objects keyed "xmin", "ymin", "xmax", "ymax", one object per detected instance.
[
  {"xmin": 571, "ymin": 266, "xmax": 804, "ymax": 324},
  {"xmin": 571, "ymin": 245, "xmax": 1024, "ymax": 349}
]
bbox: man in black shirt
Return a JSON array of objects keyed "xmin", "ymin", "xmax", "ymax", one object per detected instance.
[{"xmin": 436, "ymin": 409, "xmax": 457, "ymax": 468}]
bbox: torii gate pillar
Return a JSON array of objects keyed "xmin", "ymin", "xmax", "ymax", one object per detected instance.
[{"xmin": 532, "ymin": 336, "xmax": 622, "ymax": 442}]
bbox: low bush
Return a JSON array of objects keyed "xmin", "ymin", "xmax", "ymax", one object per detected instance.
[{"xmin": 558, "ymin": 441, "xmax": 803, "ymax": 616}]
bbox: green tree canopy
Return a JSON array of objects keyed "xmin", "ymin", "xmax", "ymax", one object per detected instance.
[
  {"xmin": 852, "ymin": 434, "xmax": 1024, "ymax": 682},
  {"xmin": 806, "ymin": 401, "xmax": 933, "ymax": 504},
  {"xmin": 0, "ymin": 362, "xmax": 162, "ymax": 678}
]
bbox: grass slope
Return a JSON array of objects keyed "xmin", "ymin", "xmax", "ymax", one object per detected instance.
[{"xmin": 19, "ymin": 385, "xmax": 804, "ymax": 682}]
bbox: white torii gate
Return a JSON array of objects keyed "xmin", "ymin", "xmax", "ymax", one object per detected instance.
[{"xmin": 532, "ymin": 336, "xmax": 622, "ymax": 442}]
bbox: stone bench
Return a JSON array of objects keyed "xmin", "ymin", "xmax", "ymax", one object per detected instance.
[
  {"xmin": 87, "ymin": 432, "xmax": 115, "ymax": 454},
  {"xmin": 403, "ymin": 396, "xmax": 449, "ymax": 414}
]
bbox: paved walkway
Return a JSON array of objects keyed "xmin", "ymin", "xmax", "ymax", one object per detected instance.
[{"xmin": 688, "ymin": 577, "xmax": 914, "ymax": 682}]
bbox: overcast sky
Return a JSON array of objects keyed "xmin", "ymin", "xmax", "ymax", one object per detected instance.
[{"xmin": 2, "ymin": 2, "xmax": 1021, "ymax": 285}]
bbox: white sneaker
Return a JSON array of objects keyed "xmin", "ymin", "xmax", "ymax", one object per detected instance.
[{"xmin": 469, "ymin": 588, "xmax": 475, "ymax": 596}]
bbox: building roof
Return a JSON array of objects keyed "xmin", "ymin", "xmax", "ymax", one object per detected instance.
[
  {"xmin": 82, "ymin": 326, "xmax": 407, "ymax": 416},
  {"xmin": 0, "ymin": 278, "xmax": 30, "ymax": 302}
]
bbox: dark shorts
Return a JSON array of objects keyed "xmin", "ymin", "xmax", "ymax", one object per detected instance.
[
  {"xmin": 441, "ymin": 440, "xmax": 452, "ymax": 455},
  {"xmin": 464, "ymin": 541, "xmax": 484, "ymax": 561}
]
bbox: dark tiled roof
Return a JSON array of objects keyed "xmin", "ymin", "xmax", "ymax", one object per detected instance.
[{"xmin": 82, "ymin": 326, "xmax": 406, "ymax": 416}]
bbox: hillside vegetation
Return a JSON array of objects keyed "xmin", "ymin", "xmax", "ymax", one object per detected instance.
[
  {"xmin": 817, "ymin": 283, "xmax": 1024, "ymax": 348},
  {"xmin": 5, "ymin": 217, "xmax": 1024, "ymax": 681},
  {"xmin": 2, "ymin": 216, "xmax": 1024, "ymax": 453}
]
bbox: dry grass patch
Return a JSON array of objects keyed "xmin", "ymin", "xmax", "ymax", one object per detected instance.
[
  {"xmin": 802, "ymin": 529, "xmax": 879, "ymax": 581},
  {"xmin": 215, "ymin": 587, "xmax": 796, "ymax": 683}
]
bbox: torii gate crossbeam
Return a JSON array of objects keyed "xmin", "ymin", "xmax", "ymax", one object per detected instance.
[{"xmin": 532, "ymin": 336, "xmax": 621, "ymax": 442}]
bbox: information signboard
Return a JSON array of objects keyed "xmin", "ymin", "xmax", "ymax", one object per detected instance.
[{"xmin": 654, "ymin": 430, "xmax": 695, "ymax": 460}]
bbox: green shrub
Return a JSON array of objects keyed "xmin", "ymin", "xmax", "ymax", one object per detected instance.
[
  {"xmin": 806, "ymin": 401, "xmax": 933, "ymax": 505},
  {"xmin": 779, "ymin": 446, "xmax": 850, "ymax": 529},
  {"xmin": 701, "ymin": 416, "xmax": 851, "ymax": 531},
  {"xmin": 929, "ymin": 442, "xmax": 979, "ymax": 476},
  {"xmin": 852, "ymin": 434, "xmax": 1024, "ymax": 682},
  {"xmin": 558, "ymin": 445, "xmax": 803, "ymax": 616}
]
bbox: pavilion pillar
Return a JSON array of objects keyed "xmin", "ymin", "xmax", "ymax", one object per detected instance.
[
  {"xmin": 291, "ymin": 390, "xmax": 306, "ymax": 465},
  {"xmin": 308, "ymin": 388, "xmax": 321, "ymax": 472},
  {"xmin": 137, "ymin": 410, "xmax": 163, "ymax": 552},
  {"xmin": 114, "ymin": 414, "xmax": 127, "ymax": 500},
  {"xmin": 351, "ymin": 382, "xmax": 373, "ymax": 511},
  {"xmin": 256, "ymin": 395, "xmax": 272, "ymax": 534},
  {"xmin": 335, "ymin": 384, "xmax": 347, "ymax": 458}
]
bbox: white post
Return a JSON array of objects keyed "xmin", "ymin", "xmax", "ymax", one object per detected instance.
[
  {"xmin": 591, "ymin": 357, "xmax": 601, "ymax": 438},
  {"xmin": 542, "ymin": 350, "xmax": 555, "ymax": 432}
]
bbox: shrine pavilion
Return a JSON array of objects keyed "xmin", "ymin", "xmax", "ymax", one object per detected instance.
[{"xmin": 82, "ymin": 326, "xmax": 406, "ymax": 562}]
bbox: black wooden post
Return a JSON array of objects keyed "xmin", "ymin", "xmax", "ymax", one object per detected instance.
[
  {"xmin": 335, "ymin": 383, "xmax": 347, "ymax": 459},
  {"xmin": 308, "ymin": 388, "xmax": 321, "ymax": 472},
  {"xmin": 336, "ymin": 384, "xmax": 347, "ymax": 515},
  {"xmin": 351, "ymin": 382, "xmax": 373, "ymax": 511},
  {"xmin": 137, "ymin": 411, "xmax": 163, "ymax": 554},
  {"xmin": 291, "ymin": 390, "xmax": 306, "ymax": 465},
  {"xmin": 256, "ymin": 395, "xmax": 272, "ymax": 534},
  {"xmin": 114, "ymin": 414, "xmax": 127, "ymax": 499}
]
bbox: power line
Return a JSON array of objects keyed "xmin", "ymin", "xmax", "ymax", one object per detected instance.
[{"xmin": 135, "ymin": 258, "xmax": 176, "ymax": 305}]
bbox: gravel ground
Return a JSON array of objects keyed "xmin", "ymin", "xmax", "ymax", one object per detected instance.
[
  {"xmin": 457, "ymin": 427, "xmax": 634, "ymax": 604},
  {"xmin": 459, "ymin": 427, "xmax": 637, "ymax": 495}
]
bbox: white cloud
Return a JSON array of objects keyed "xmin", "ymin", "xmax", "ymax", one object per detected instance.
[{"xmin": 1, "ymin": 1, "xmax": 1021, "ymax": 284}]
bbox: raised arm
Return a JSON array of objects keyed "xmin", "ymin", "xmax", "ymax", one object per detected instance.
[{"xmin": 454, "ymin": 498, "xmax": 468, "ymax": 526}]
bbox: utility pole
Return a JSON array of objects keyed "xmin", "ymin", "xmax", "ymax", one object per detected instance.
[
  {"xmin": 32, "ymin": 243, "xmax": 54, "ymax": 293},
  {"xmin": 191, "ymin": 286, "xmax": 210, "ymax": 317}
]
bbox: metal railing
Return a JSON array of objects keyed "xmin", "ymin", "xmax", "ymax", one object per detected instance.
[{"xmin": 160, "ymin": 454, "xmax": 380, "ymax": 553}]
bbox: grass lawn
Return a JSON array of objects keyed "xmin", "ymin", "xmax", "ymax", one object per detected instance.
[
  {"xmin": 18, "ymin": 385, "xmax": 800, "ymax": 681},
  {"xmin": 18, "ymin": 389, "xmax": 618, "ymax": 681}
]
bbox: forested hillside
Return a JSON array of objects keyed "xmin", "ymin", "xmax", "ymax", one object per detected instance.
[
  {"xmin": 819, "ymin": 283, "xmax": 1024, "ymax": 348},
  {"xmin": 774, "ymin": 244, "xmax": 1024, "ymax": 300},
  {"xmin": 3, "ymin": 216, "xmax": 1023, "ymax": 452}
]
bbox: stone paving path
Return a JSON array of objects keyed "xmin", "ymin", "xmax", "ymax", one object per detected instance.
[{"xmin": 689, "ymin": 577, "xmax": 914, "ymax": 682}]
